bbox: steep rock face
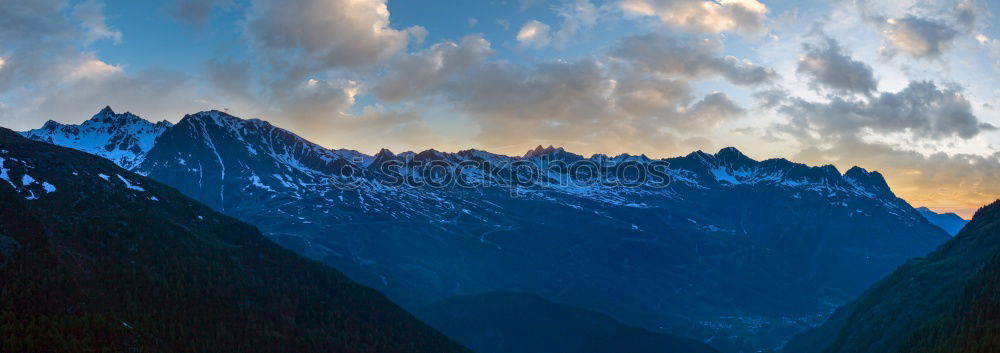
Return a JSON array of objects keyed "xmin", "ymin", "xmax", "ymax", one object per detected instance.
[
  {"xmin": 785, "ymin": 200, "xmax": 1000, "ymax": 353},
  {"xmin": 0, "ymin": 127, "xmax": 468, "ymax": 353},
  {"xmin": 22, "ymin": 109, "xmax": 951, "ymax": 352},
  {"xmin": 20, "ymin": 106, "xmax": 172, "ymax": 169}
]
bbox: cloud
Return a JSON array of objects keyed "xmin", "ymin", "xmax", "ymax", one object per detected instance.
[
  {"xmin": 0, "ymin": 0, "xmax": 79, "ymax": 92},
  {"xmin": 0, "ymin": 0, "xmax": 219, "ymax": 127},
  {"xmin": 171, "ymin": 0, "xmax": 233, "ymax": 25},
  {"xmin": 712, "ymin": 55, "xmax": 780, "ymax": 86},
  {"xmin": 955, "ymin": 0, "xmax": 990, "ymax": 30},
  {"xmin": 517, "ymin": 20, "xmax": 552, "ymax": 48},
  {"xmin": 515, "ymin": 1, "xmax": 602, "ymax": 49},
  {"xmin": 407, "ymin": 25, "xmax": 429, "ymax": 47},
  {"xmin": 446, "ymin": 59, "xmax": 613, "ymax": 124},
  {"xmin": 277, "ymin": 78, "xmax": 358, "ymax": 122},
  {"xmin": 73, "ymin": 0, "xmax": 122, "ymax": 44},
  {"xmin": 613, "ymin": 75, "xmax": 695, "ymax": 119},
  {"xmin": 27, "ymin": 68, "xmax": 202, "ymax": 124},
  {"xmin": 449, "ymin": 69, "xmax": 658, "ymax": 152},
  {"xmin": 0, "ymin": 0, "xmax": 440, "ymax": 151},
  {"xmin": 0, "ymin": 0, "xmax": 71, "ymax": 40},
  {"xmin": 374, "ymin": 35, "xmax": 493, "ymax": 102},
  {"xmin": 974, "ymin": 33, "xmax": 1000, "ymax": 73},
  {"xmin": 552, "ymin": 0, "xmax": 600, "ymax": 47},
  {"xmin": 764, "ymin": 10, "xmax": 1000, "ymax": 215},
  {"xmin": 618, "ymin": 0, "xmax": 769, "ymax": 36},
  {"xmin": 203, "ymin": 58, "xmax": 254, "ymax": 100},
  {"xmin": 68, "ymin": 58, "xmax": 123, "ymax": 80},
  {"xmin": 335, "ymin": 105, "xmax": 441, "ymax": 153},
  {"xmin": 520, "ymin": 0, "xmax": 544, "ymax": 10},
  {"xmin": 244, "ymin": 0, "xmax": 410, "ymax": 78},
  {"xmin": 797, "ymin": 37, "xmax": 878, "ymax": 94},
  {"xmin": 268, "ymin": 78, "xmax": 439, "ymax": 152},
  {"xmin": 613, "ymin": 74, "xmax": 745, "ymax": 130},
  {"xmin": 880, "ymin": 16, "xmax": 958, "ymax": 59},
  {"xmin": 775, "ymin": 80, "xmax": 994, "ymax": 141},
  {"xmin": 610, "ymin": 33, "xmax": 777, "ymax": 86},
  {"xmin": 686, "ymin": 91, "xmax": 746, "ymax": 126},
  {"xmin": 442, "ymin": 55, "xmax": 745, "ymax": 155},
  {"xmin": 0, "ymin": 0, "xmax": 130, "ymax": 98},
  {"xmin": 849, "ymin": 0, "xmax": 989, "ymax": 60}
]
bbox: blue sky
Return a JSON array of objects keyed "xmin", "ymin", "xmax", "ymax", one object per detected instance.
[
  {"xmin": 0, "ymin": 0, "xmax": 999, "ymax": 216},
  {"xmin": 91, "ymin": 1, "xmax": 249, "ymax": 74}
]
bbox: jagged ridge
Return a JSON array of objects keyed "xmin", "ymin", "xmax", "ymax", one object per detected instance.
[{"xmin": 20, "ymin": 106, "xmax": 173, "ymax": 169}]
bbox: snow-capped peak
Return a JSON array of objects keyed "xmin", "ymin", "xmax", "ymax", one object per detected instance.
[{"xmin": 20, "ymin": 107, "xmax": 172, "ymax": 169}]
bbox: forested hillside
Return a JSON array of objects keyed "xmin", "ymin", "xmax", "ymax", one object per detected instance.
[{"xmin": 785, "ymin": 200, "xmax": 1000, "ymax": 353}]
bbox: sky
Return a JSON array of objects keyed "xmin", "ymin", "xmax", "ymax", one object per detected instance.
[{"xmin": 0, "ymin": 0, "xmax": 998, "ymax": 218}]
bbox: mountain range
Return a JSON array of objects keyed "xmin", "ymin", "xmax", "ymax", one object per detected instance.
[
  {"xmin": 0, "ymin": 127, "xmax": 468, "ymax": 353},
  {"xmin": 21, "ymin": 107, "xmax": 954, "ymax": 352}
]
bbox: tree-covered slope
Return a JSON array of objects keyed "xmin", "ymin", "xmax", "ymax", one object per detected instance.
[
  {"xmin": 0, "ymin": 127, "xmax": 468, "ymax": 353},
  {"xmin": 418, "ymin": 292, "xmax": 719, "ymax": 353},
  {"xmin": 784, "ymin": 200, "xmax": 1000, "ymax": 353}
]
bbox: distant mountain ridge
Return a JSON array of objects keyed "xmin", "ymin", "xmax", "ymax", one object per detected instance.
[
  {"xmin": 22, "ymin": 108, "xmax": 907, "ymax": 204},
  {"xmin": 19, "ymin": 107, "xmax": 952, "ymax": 352},
  {"xmin": 917, "ymin": 206, "xmax": 969, "ymax": 236}
]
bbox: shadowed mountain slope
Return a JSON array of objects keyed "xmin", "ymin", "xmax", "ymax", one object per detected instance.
[
  {"xmin": 784, "ymin": 200, "xmax": 1000, "ymax": 353},
  {"xmin": 418, "ymin": 292, "xmax": 720, "ymax": 353},
  {"xmin": 0, "ymin": 127, "xmax": 468, "ymax": 353}
]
